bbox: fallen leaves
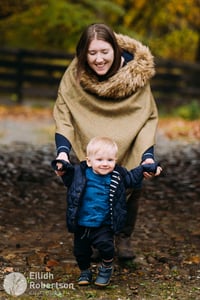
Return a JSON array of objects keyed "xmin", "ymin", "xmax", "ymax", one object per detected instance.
[
  {"xmin": 0, "ymin": 105, "xmax": 52, "ymax": 120},
  {"xmin": 3, "ymin": 267, "xmax": 14, "ymax": 273},
  {"xmin": 1, "ymin": 104, "xmax": 200, "ymax": 141},
  {"xmin": 158, "ymin": 118, "xmax": 200, "ymax": 141},
  {"xmin": 183, "ymin": 255, "xmax": 200, "ymax": 265}
]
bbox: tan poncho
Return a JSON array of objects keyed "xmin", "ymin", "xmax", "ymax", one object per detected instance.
[{"xmin": 53, "ymin": 33, "xmax": 158, "ymax": 170}]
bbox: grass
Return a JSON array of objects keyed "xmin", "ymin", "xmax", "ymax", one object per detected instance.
[{"xmin": 1, "ymin": 265, "xmax": 200, "ymax": 300}]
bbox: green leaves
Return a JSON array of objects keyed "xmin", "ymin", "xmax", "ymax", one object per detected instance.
[{"xmin": 0, "ymin": 0, "xmax": 199, "ymax": 61}]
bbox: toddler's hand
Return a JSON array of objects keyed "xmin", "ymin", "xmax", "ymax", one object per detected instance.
[
  {"xmin": 52, "ymin": 160, "xmax": 73, "ymax": 177},
  {"xmin": 53, "ymin": 152, "xmax": 70, "ymax": 176},
  {"xmin": 142, "ymin": 159, "xmax": 162, "ymax": 179}
]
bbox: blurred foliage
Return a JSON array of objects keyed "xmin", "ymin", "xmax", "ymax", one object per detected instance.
[
  {"xmin": 0, "ymin": 0, "xmax": 124, "ymax": 52},
  {"xmin": 0, "ymin": 0, "xmax": 199, "ymax": 61},
  {"xmin": 159, "ymin": 100, "xmax": 200, "ymax": 120},
  {"xmin": 173, "ymin": 100, "xmax": 200, "ymax": 120}
]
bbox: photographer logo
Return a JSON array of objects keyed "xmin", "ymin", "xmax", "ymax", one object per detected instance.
[{"xmin": 3, "ymin": 272, "xmax": 27, "ymax": 296}]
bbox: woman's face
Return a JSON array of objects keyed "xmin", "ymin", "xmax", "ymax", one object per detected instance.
[{"xmin": 87, "ymin": 39, "xmax": 114, "ymax": 76}]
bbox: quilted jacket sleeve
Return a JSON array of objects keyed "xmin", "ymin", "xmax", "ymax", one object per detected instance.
[{"xmin": 125, "ymin": 163, "xmax": 158, "ymax": 189}]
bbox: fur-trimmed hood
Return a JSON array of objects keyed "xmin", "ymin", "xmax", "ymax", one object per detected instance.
[
  {"xmin": 80, "ymin": 33, "xmax": 155, "ymax": 99},
  {"xmin": 53, "ymin": 33, "xmax": 158, "ymax": 170}
]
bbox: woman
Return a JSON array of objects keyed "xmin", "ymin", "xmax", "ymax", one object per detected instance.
[{"xmin": 53, "ymin": 23, "xmax": 162, "ymax": 259}]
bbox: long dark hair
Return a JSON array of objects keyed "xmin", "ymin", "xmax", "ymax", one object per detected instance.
[{"xmin": 76, "ymin": 23, "xmax": 122, "ymax": 80}]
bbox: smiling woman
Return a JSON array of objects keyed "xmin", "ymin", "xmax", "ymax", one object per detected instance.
[{"xmin": 53, "ymin": 23, "xmax": 160, "ymax": 261}]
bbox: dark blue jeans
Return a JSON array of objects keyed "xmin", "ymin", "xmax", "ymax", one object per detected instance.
[{"xmin": 74, "ymin": 225, "xmax": 114, "ymax": 270}]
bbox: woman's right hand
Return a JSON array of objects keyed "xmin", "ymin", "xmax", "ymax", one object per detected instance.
[{"xmin": 55, "ymin": 152, "xmax": 70, "ymax": 176}]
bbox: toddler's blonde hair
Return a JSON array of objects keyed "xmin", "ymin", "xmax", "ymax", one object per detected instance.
[{"xmin": 86, "ymin": 136, "xmax": 118, "ymax": 157}]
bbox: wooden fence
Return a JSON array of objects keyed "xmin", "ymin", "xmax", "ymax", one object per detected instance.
[
  {"xmin": 0, "ymin": 48, "xmax": 200, "ymax": 109},
  {"xmin": 152, "ymin": 58, "xmax": 200, "ymax": 109},
  {"xmin": 0, "ymin": 48, "xmax": 73, "ymax": 102}
]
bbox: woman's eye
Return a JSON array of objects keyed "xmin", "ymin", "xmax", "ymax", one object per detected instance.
[{"xmin": 88, "ymin": 51, "xmax": 96, "ymax": 55}]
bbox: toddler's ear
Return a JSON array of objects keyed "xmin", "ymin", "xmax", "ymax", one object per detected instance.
[{"xmin": 86, "ymin": 157, "xmax": 92, "ymax": 167}]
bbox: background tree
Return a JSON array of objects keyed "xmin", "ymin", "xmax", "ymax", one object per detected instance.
[
  {"xmin": 114, "ymin": 0, "xmax": 200, "ymax": 62},
  {"xmin": 0, "ymin": 0, "xmax": 199, "ymax": 62},
  {"xmin": 0, "ymin": 0, "xmax": 124, "ymax": 52}
]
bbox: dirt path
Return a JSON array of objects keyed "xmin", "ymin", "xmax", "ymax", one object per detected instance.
[
  {"xmin": 0, "ymin": 107, "xmax": 200, "ymax": 299},
  {"xmin": 0, "ymin": 105, "xmax": 54, "ymax": 145}
]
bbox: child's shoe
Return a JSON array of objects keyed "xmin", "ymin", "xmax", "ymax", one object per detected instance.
[
  {"xmin": 94, "ymin": 265, "xmax": 113, "ymax": 286},
  {"xmin": 78, "ymin": 269, "xmax": 92, "ymax": 285}
]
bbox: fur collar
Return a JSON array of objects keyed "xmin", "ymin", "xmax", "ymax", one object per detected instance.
[{"xmin": 80, "ymin": 33, "xmax": 155, "ymax": 99}]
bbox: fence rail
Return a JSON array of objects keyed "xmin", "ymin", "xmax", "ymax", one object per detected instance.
[
  {"xmin": 0, "ymin": 48, "xmax": 200, "ymax": 108},
  {"xmin": 152, "ymin": 58, "xmax": 200, "ymax": 108}
]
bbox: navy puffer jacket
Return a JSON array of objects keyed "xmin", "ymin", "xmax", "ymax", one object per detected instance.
[{"xmin": 60, "ymin": 161, "xmax": 157, "ymax": 234}]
